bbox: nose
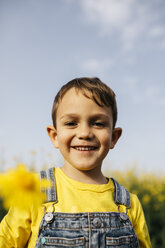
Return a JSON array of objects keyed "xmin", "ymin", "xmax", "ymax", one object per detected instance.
[{"xmin": 77, "ymin": 123, "xmax": 94, "ymax": 140}]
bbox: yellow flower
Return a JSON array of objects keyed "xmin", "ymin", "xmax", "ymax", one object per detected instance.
[
  {"xmin": 157, "ymin": 194, "xmax": 165, "ymax": 203},
  {"xmin": 142, "ymin": 194, "xmax": 151, "ymax": 204},
  {"xmin": 0, "ymin": 164, "xmax": 51, "ymax": 210}
]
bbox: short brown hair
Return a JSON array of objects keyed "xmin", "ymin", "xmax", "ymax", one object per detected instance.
[{"xmin": 52, "ymin": 77, "xmax": 118, "ymax": 128}]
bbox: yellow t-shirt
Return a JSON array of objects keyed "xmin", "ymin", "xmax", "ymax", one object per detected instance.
[{"xmin": 0, "ymin": 167, "xmax": 151, "ymax": 248}]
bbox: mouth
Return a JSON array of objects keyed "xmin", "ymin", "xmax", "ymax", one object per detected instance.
[{"xmin": 72, "ymin": 146, "xmax": 98, "ymax": 151}]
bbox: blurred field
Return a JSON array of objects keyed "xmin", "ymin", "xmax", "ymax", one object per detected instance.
[
  {"xmin": 106, "ymin": 166, "xmax": 165, "ymax": 248},
  {"xmin": 0, "ymin": 164, "xmax": 165, "ymax": 248}
]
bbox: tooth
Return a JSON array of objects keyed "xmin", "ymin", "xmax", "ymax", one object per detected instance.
[{"xmin": 75, "ymin": 147, "xmax": 95, "ymax": 151}]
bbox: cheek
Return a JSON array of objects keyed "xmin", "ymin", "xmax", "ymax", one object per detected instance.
[
  {"xmin": 98, "ymin": 133, "xmax": 111, "ymax": 160},
  {"xmin": 56, "ymin": 130, "xmax": 72, "ymax": 146},
  {"xmin": 100, "ymin": 131, "xmax": 111, "ymax": 147},
  {"xmin": 103, "ymin": 139, "xmax": 111, "ymax": 152}
]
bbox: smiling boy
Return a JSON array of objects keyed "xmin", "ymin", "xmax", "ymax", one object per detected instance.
[
  {"xmin": 0, "ymin": 77, "xmax": 151, "ymax": 247},
  {"xmin": 47, "ymin": 86, "xmax": 122, "ymax": 184}
]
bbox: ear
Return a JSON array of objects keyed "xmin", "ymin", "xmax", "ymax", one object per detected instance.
[
  {"xmin": 110, "ymin": 127, "xmax": 122, "ymax": 149},
  {"xmin": 47, "ymin": 125, "xmax": 59, "ymax": 148}
]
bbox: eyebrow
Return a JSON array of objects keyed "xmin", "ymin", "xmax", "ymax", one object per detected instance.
[{"xmin": 59, "ymin": 113, "xmax": 110, "ymax": 120}]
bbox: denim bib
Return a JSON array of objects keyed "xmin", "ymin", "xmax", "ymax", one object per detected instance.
[{"xmin": 35, "ymin": 168, "xmax": 139, "ymax": 248}]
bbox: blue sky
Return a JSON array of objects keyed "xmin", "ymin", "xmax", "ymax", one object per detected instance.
[{"xmin": 0, "ymin": 0, "xmax": 165, "ymax": 173}]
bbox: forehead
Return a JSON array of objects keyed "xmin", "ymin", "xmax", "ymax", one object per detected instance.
[{"xmin": 56, "ymin": 88, "xmax": 112, "ymax": 118}]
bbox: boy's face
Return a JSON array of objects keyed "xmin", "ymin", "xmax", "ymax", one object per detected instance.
[{"xmin": 47, "ymin": 88, "xmax": 121, "ymax": 177}]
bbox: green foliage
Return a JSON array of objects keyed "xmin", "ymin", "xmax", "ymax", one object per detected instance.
[{"xmin": 0, "ymin": 198, "xmax": 7, "ymax": 222}]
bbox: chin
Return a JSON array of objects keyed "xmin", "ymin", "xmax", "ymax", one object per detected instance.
[{"xmin": 75, "ymin": 165, "xmax": 98, "ymax": 172}]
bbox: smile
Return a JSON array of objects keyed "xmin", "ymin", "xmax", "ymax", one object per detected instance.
[{"xmin": 72, "ymin": 146, "xmax": 98, "ymax": 151}]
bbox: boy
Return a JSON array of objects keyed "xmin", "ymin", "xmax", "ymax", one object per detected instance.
[{"xmin": 0, "ymin": 77, "xmax": 151, "ymax": 247}]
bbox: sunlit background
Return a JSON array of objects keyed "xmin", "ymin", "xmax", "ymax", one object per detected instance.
[{"xmin": 0, "ymin": 0, "xmax": 165, "ymax": 173}]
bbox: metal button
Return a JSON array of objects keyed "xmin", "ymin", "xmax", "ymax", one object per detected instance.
[
  {"xmin": 93, "ymin": 218, "xmax": 101, "ymax": 228},
  {"xmin": 41, "ymin": 237, "xmax": 46, "ymax": 244},
  {"xmin": 44, "ymin": 213, "xmax": 54, "ymax": 223},
  {"xmin": 120, "ymin": 212, "xmax": 128, "ymax": 221}
]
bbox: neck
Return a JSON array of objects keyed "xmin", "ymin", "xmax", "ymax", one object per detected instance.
[{"xmin": 61, "ymin": 165, "xmax": 108, "ymax": 184}]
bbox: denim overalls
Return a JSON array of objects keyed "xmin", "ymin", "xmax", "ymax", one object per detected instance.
[{"xmin": 35, "ymin": 168, "xmax": 139, "ymax": 248}]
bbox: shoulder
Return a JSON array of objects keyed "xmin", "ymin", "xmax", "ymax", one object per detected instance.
[
  {"xmin": 110, "ymin": 178, "xmax": 143, "ymax": 223},
  {"xmin": 130, "ymin": 192, "xmax": 141, "ymax": 207},
  {"xmin": 128, "ymin": 192, "xmax": 144, "ymax": 225},
  {"xmin": 111, "ymin": 178, "xmax": 131, "ymax": 208},
  {"xmin": 130, "ymin": 192, "xmax": 142, "ymax": 213},
  {"xmin": 129, "ymin": 193, "xmax": 152, "ymax": 247}
]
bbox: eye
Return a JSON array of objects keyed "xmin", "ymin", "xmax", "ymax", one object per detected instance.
[
  {"xmin": 93, "ymin": 122, "xmax": 105, "ymax": 127},
  {"xmin": 65, "ymin": 121, "xmax": 77, "ymax": 127}
]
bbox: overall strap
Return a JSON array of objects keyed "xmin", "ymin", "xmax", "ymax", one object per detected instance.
[
  {"xmin": 111, "ymin": 178, "xmax": 131, "ymax": 208},
  {"xmin": 40, "ymin": 167, "xmax": 57, "ymax": 203}
]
